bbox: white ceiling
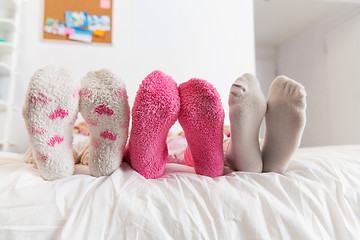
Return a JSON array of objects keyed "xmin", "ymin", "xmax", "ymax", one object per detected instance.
[{"xmin": 254, "ymin": 0, "xmax": 355, "ymax": 47}]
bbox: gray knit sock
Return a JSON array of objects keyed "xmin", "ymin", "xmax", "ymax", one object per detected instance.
[
  {"xmin": 79, "ymin": 69, "xmax": 130, "ymax": 177},
  {"xmin": 261, "ymin": 76, "xmax": 306, "ymax": 173},
  {"xmin": 224, "ymin": 73, "xmax": 266, "ymax": 172}
]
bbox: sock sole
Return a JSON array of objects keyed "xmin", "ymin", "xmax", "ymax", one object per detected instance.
[
  {"xmin": 128, "ymin": 70, "xmax": 180, "ymax": 179},
  {"xmin": 178, "ymin": 78, "xmax": 224, "ymax": 177},
  {"xmin": 23, "ymin": 66, "xmax": 79, "ymax": 180},
  {"xmin": 262, "ymin": 76, "xmax": 306, "ymax": 173},
  {"xmin": 79, "ymin": 69, "xmax": 130, "ymax": 177},
  {"xmin": 226, "ymin": 73, "xmax": 266, "ymax": 172}
]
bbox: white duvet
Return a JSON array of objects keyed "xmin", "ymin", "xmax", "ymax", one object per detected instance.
[{"xmin": 1, "ymin": 145, "xmax": 360, "ymax": 239}]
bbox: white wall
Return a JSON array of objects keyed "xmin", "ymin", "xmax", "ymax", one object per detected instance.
[
  {"xmin": 325, "ymin": 12, "xmax": 360, "ymax": 145},
  {"xmin": 276, "ymin": 5, "xmax": 360, "ymax": 147},
  {"xmin": 276, "ymin": 22, "xmax": 331, "ymax": 147},
  {"xmin": 255, "ymin": 46, "xmax": 277, "ymax": 138},
  {"xmin": 255, "ymin": 46, "xmax": 277, "ymax": 98},
  {"xmin": 10, "ymin": 0, "xmax": 256, "ymax": 152}
]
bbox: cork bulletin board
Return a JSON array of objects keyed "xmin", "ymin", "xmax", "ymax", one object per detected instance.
[{"xmin": 43, "ymin": 0, "xmax": 112, "ymax": 44}]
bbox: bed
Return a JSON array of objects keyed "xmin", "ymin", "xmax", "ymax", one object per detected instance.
[{"xmin": 1, "ymin": 140, "xmax": 360, "ymax": 239}]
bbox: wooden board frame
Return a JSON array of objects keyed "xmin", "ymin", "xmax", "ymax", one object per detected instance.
[{"xmin": 43, "ymin": 0, "xmax": 112, "ymax": 44}]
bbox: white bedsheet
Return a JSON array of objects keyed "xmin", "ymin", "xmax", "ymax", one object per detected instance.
[{"xmin": 0, "ymin": 145, "xmax": 360, "ymax": 239}]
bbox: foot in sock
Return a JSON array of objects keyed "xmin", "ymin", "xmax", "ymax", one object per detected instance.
[
  {"xmin": 127, "ymin": 70, "xmax": 180, "ymax": 179},
  {"xmin": 224, "ymin": 73, "xmax": 266, "ymax": 173},
  {"xmin": 178, "ymin": 79, "xmax": 224, "ymax": 177},
  {"xmin": 261, "ymin": 76, "xmax": 306, "ymax": 173},
  {"xmin": 23, "ymin": 66, "xmax": 79, "ymax": 180},
  {"xmin": 79, "ymin": 69, "xmax": 130, "ymax": 177}
]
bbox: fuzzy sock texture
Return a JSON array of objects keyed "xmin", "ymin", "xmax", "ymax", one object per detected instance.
[
  {"xmin": 23, "ymin": 66, "xmax": 79, "ymax": 180},
  {"xmin": 179, "ymin": 79, "xmax": 224, "ymax": 177},
  {"xmin": 261, "ymin": 76, "xmax": 306, "ymax": 173},
  {"xmin": 224, "ymin": 73, "xmax": 266, "ymax": 173},
  {"xmin": 127, "ymin": 70, "xmax": 180, "ymax": 179},
  {"xmin": 183, "ymin": 146, "xmax": 193, "ymax": 167},
  {"xmin": 79, "ymin": 69, "xmax": 130, "ymax": 177}
]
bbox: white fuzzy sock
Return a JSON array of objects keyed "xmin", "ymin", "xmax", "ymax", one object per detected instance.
[
  {"xmin": 79, "ymin": 69, "xmax": 130, "ymax": 177},
  {"xmin": 261, "ymin": 76, "xmax": 306, "ymax": 173},
  {"xmin": 23, "ymin": 66, "xmax": 79, "ymax": 181},
  {"xmin": 224, "ymin": 73, "xmax": 266, "ymax": 172}
]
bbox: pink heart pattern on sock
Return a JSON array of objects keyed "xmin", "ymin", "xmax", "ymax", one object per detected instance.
[
  {"xmin": 27, "ymin": 126, "xmax": 47, "ymax": 135},
  {"xmin": 47, "ymin": 135, "xmax": 64, "ymax": 146},
  {"xmin": 79, "ymin": 88, "xmax": 93, "ymax": 98},
  {"xmin": 100, "ymin": 130, "xmax": 117, "ymax": 141},
  {"xmin": 94, "ymin": 104, "xmax": 114, "ymax": 116},
  {"xmin": 48, "ymin": 107, "xmax": 69, "ymax": 119},
  {"xmin": 30, "ymin": 93, "xmax": 52, "ymax": 106}
]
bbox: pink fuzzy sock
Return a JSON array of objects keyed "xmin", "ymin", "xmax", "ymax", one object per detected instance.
[
  {"xmin": 127, "ymin": 70, "xmax": 180, "ymax": 179},
  {"xmin": 178, "ymin": 79, "xmax": 224, "ymax": 177},
  {"xmin": 183, "ymin": 146, "xmax": 194, "ymax": 167}
]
